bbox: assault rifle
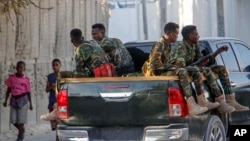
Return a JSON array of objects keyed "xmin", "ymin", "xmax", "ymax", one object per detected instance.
[{"xmin": 190, "ymin": 45, "xmax": 229, "ymax": 66}]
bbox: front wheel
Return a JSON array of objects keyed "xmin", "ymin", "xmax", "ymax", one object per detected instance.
[{"xmin": 203, "ymin": 115, "xmax": 226, "ymax": 141}]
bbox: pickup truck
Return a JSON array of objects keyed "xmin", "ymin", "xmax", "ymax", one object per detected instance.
[{"xmin": 56, "ymin": 37, "xmax": 250, "ymax": 141}]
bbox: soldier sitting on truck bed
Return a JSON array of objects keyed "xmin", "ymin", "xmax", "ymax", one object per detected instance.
[
  {"xmin": 169, "ymin": 25, "xmax": 249, "ymax": 112},
  {"xmin": 60, "ymin": 28, "xmax": 114, "ymax": 78},
  {"xmin": 91, "ymin": 23, "xmax": 135, "ymax": 76},
  {"xmin": 142, "ymin": 22, "xmax": 215, "ymax": 116}
]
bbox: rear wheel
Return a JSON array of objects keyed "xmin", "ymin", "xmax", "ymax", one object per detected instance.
[{"xmin": 203, "ymin": 115, "xmax": 226, "ymax": 141}]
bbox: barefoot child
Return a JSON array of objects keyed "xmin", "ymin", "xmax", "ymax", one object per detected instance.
[{"xmin": 3, "ymin": 61, "xmax": 33, "ymax": 141}]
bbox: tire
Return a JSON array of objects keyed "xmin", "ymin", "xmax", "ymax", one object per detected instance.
[{"xmin": 203, "ymin": 115, "xmax": 226, "ymax": 141}]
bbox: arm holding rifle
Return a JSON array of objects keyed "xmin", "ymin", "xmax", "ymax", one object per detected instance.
[{"xmin": 190, "ymin": 45, "xmax": 229, "ymax": 66}]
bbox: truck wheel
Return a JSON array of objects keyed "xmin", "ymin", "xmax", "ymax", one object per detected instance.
[{"xmin": 203, "ymin": 115, "xmax": 226, "ymax": 141}]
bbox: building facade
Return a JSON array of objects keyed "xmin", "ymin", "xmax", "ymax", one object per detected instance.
[{"xmin": 108, "ymin": 0, "xmax": 250, "ymax": 45}]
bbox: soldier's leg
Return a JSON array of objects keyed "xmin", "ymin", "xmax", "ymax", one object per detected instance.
[
  {"xmin": 185, "ymin": 66, "xmax": 204, "ymax": 95},
  {"xmin": 211, "ymin": 65, "xmax": 249, "ymax": 111},
  {"xmin": 174, "ymin": 68, "xmax": 208, "ymax": 116},
  {"xmin": 200, "ymin": 67, "xmax": 222, "ymax": 96},
  {"xmin": 202, "ymin": 67, "xmax": 235, "ymax": 113},
  {"xmin": 210, "ymin": 65, "xmax": 232, "ymax": 95},
  {"xmin": 186, "ymin": 66, "xmax": 219, "ymax": 110}
]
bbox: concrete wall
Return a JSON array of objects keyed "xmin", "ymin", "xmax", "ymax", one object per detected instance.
[
  {"xmin": 109, "ymin": 0, "xmax": 250, "ymax": 45},
  {"xmin": 0, "ymin": 0, "xmax": 110, "ymax": 132},
  {"xmin": 224, "ymin": 0, "xmax": 250, "ymax": 45}
]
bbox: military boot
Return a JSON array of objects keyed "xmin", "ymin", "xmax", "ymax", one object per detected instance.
[
  {"xmin": 40, "ymin": 103, "xmax": 58, "ymax": 121},
  {"xmin": 197, "ymin": 94, "xmax": 220, "ymax": 110},
  {"xmin": 226, "ymin": 93, "xmax": 249, "ymax": 111},
  {"xmin": 215, "ymin": 95, "xmax": 235, "ymax": 113},
  {"xmin": 187, "ymin": 96, "xmax": 208, "ymax": 116}
]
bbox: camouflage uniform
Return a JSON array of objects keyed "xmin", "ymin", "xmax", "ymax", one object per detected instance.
[
  {"xmin": 144, "ymin": 36, "xmax": 205, "ymax": 98},
  {"xmin": 94, "ymin": 37, "xmax": 135, "ymax": 76},
  {"xmin": 168, "ymin": 41, "xmax": 228, "ymax": 96},
  {"xmin": 169, "ymin": 40, "xmax": 250, "ymax": 112},
  {"xmin": 74, "ymin": 40, "xmax": 108, "ymax": 77}
]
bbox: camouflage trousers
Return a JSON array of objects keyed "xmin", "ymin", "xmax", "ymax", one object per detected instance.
[
  {"xmin": 210, "ymin": 65, "xmax": 232, "ymax": 95},
  {"xmin": 199, "ymin": 66, "xmax": 222, "ymax": 97},
  {"xmin": 160, "ymin": 66, "xmax": 204, "ymax": 98},
  {"xmin": 199, "ymin": 65, "xmax": 232, "ymax": 97}
]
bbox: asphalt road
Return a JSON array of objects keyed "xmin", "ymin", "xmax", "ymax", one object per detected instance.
[{"xmin": 0, "ymin": 124, "xmax": 56, "ymax": 141}]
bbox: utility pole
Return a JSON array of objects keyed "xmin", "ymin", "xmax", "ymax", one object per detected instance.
[
  {"xmin": 217, "ymin": 0, "xmax": 225, "ymax": 37},
  {"xmin": 159, "ymin": 0, "xmax": 166, "ymax": 36},
  {"xmin": 142, "ymin": 0, "xmax": 148, "ymax": 40}
]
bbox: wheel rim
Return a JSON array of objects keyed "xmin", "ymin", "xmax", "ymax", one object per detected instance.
[{"xmin": 209, "ymin": 125, "xmax": 224, "ymax": 141}]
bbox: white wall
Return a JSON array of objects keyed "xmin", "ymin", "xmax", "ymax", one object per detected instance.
[
  {"xmin": 109, "ymin": 0, "xmax": 250, "ymax": 45},
  {"xmin": 146, "ymin": 1, "xmax": 161, "ymax": 40},
  {"xmin": 108, "ymin": 8, "xmax": 142, "ymax": 43},
  {"xmin": 108, "ymin": 1, "xmax": 159, "ymax": 43},
  {"xmin": 0, "ymin": 0, "xmax": 110, "ymax": 133},
  {"xmin": 224, "ymin": 0, "xmax": 250, "ymax": 45}
]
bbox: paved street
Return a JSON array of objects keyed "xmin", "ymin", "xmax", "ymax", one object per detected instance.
[
  {"xmin": 24, "ymin": 132, "xmax": 55, "ymax": 141},
  {"xmin": 0, "ymin": 123, "xmax": 56, "ymax": 141}
]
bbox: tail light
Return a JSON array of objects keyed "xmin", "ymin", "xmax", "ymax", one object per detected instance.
[
  {"xmin": 57, "ymin": 89, "xmax": 69, "ymax": 119},
  {"xmin": 168, "ymin": 87, "xmax": 188, "ymax": 117}
]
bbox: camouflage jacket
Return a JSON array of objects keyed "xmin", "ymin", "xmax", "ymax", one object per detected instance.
[
  {"xmin": 146, "ymin": 36, "xmax": 173, "ymax": 71},
  {"xmin": 95, "ymin": 37, "xmax": 133, "ymax": 68},
  {"xmin": 168, "ymin": 40, "xmax": 203, "ymax": 67},
  {"xmin": 74, "ymin": 40, "xmax": 108, "ymax": 76}
]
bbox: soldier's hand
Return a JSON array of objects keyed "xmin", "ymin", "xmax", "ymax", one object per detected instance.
[{"xmin": 216, "ymin": 45, "xmax": 229, "ymax": 53}]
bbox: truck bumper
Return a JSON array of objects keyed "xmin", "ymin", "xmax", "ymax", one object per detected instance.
[{"xmin": 57, "ymin": 124, "xmax": 188, "ymax": 141}]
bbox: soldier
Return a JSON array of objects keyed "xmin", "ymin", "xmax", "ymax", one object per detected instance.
[
  {"xmin": 169, "ymin": 25, "xmax": 249, "ymax": 113},
  {"xmin": 142, "ymin": 22, "xmax": 213, "ymax": 116},
  {"xmin": 91, "ymin": 23, "xmax": 135, "ymax": 76},
  {"xmin": 60, "ymin": 28, "xmax": 112, "ymax": 78}
]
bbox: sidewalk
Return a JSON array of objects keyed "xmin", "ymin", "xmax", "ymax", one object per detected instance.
[{"xmin": 0, "ymin": 123, "xmax": 55, "ymax": 141}]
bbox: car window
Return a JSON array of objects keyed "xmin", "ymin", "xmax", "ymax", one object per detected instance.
[
  {"xmin": 234, "ymin": 43, "xmax": 250, "ymax": 72},
  {"xmin": 198, "ymin": 41, "xmax": 210, "ymax": 56},
  {"xmin": 216, "ymin": 43, "xmax": 240, "ymax": 72}
]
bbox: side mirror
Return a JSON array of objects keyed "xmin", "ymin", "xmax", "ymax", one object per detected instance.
[{"xmin": 245, "ymin": 65, "xmax": 250, "ymax": 72}]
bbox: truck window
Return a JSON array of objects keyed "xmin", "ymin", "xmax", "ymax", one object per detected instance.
[
  {"xmin": 217, "ymin": 43, "xmax": 240, "ymax": 72},
  {"xmin": 234, "ymin": 43, "xmax": 250, "ymax": 72}
]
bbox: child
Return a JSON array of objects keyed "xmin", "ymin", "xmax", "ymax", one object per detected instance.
[
  {"xmin": 3, "ymin": 61, "xmax": 33, "ymax": 141},
  {"xmin": 40, "ymin": 58, "xmax": 61, "ymax": 141}
]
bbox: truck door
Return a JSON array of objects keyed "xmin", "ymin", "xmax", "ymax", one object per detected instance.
[
  {"xmin": 213, "ymin": 40, "xmax": 250, "ymax": 124},
  {"xmin": 229, "ymin": 41, "xmax": 250, "ymax": 124}
]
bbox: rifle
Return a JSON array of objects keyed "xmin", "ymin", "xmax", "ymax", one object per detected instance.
[{"xmin": 189, "ymin": 45, "xmax": 229, "ymax": 66}]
